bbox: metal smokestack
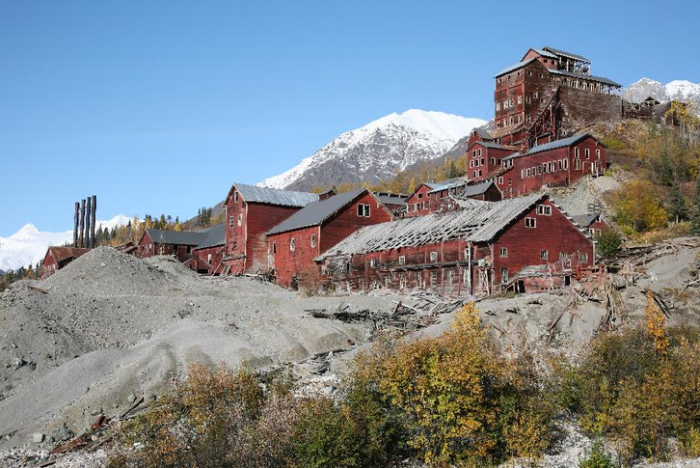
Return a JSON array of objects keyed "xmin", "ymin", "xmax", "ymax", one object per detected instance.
[
  {"xmin": 79, "ymin": 199, "xmax": 86, "ymax": 248},
  {"xmin": 91, "ymin": 195, "xmax": 97, "ymax": 248},
  {"xmin": 73, "ymin": 202, "xmax": 80, "ymax": 248},
  {"xmin": 85, "ymin": 197, "xmax": 92, "ymax": 249}
]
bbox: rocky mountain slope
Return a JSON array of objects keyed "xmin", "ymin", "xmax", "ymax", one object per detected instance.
[
  {"xmin": 257, "ymin": 109, "xmax": 486, "ymax": 191},
  {"xmin": 624, "ymin": 77, "xmax": 700, "ymax": 108}
]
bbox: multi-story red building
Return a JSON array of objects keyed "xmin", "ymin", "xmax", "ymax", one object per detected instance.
[
  {"xmin": 492, "ymin": 47, "xmax": 621, "ymax": 149},
  {"xmin": 404, "ymin": 178, "xmax": 501, "ymax": 217},
  {"xmin": 493, "ymin": 134, "xmax": 606, "ymax": 198},
  {"xmin": 221, "ymin": 183, "xmax": 318, "ymax": 275},
  {"xmin": 317, "ymin": 194, "xmax": 594, "ymax": 296},
  {"xmin": 266, "ymin": 188, "xmax": 393, "ymax": 288}
]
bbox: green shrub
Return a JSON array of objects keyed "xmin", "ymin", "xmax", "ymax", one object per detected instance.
[
  {"xmin": 579, "ymin": 440, "xmax": 615, "ymax": 468},
  {"xmin": 595, "ymin": 229, "xmax": 622, "ymax": 257}
]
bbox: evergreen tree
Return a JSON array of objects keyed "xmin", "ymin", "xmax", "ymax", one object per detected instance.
[
  {"xmin": 96, "ymin": 226, "xmax": 104, "ymax": 246},
  {"xmin": 692, "ymin": 173, "xmax": 700, "ymax": 235},
  {"xmin": 669, "ymin": 182, "xmax": 687, "ymax": 223},
  {"xmin": 160, "ymin": 214, "xmax": 167, "ymax": 230}
]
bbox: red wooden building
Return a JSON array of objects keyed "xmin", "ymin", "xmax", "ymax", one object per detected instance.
[
  {"xmin": 266, "ymin": 188, "xmax": 394, "ymax": 288},
  {"xmin": 138, "ymin": 228, "xmax": 209, "ymax": 262},
  {"xmin": 574, "ymin": 213, "xmax": 610, "ymax": 237},
  {"xmin": 404, "ymin": 178, "xmax": 502, "ymax": 217},
  {"xmin": 493, "ymin": 134, "xmax": 606, "ymax": 198},
  {"xmin": 317, "ymin": 194, "xmax": 594, "ymax": 296},
  {"xmin": 222, "ymin": 183, "xmax": 319, "ymax": 276},
  {"xmin": 41, "ymin": 246, "xmax": 90, "ymax": 278},
  {"xmin": 187, "ymin": 224, "xmax": 226, "ymax": 275},
  {"xmin": 492, "ymin": 47, "xmax": 621, "ymax": 149}
]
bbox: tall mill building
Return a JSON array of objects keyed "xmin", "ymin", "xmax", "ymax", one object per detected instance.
[{"xmin": 491, "ymin": 47, "xmax": 621, "ymax": 149}]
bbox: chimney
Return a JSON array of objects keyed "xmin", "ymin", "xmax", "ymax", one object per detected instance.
[
  {"xmin": 73, "ymin": 202, "xmax": 79, "ymax": 248},
  {"xmin": 90, "ymin": 195, "xmax": 97, "ymax": 248},
  {"xmin": 85, "ymin": 197, "xmax": 92, "ymax": 249},
  {"xmin": 79, "ymin": 199, "xmax": 86, "ymax": 248}
]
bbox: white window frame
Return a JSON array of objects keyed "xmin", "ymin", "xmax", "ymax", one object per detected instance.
[
  {"xmin": 500, "ymin": 247, "xmax": 508, "ymax": 257},
  {"xmin": 357, "ymin": 204, "xmax": 371, "ymax": 217},
  {"xmin": 429, "ymin": 251, "xmax": 438, "ymax": 262},
  {"xmin": 541, "ymin": 250, "xmax": 548, "ymax": 260},
  {"xmin": 290, "ymin": 238, "xmax": 296, "ymax": 252},
  {"xmin": 537, "ymin": 204, "xmax": 552, "ymax": 216},
  {"xmin": 311, "ymin": 234, "xmax": 317, "ymax": 248},
  {"xmin": 525, "ymin": 217, "xmax": 536, "ymax": 228},
  {"xmin": 398, "ymin": 255, "xmax": 406, "ymax": 265}
]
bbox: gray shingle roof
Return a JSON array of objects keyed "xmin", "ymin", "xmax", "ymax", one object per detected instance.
[
  {"xmin": 316, "ymin": 194, "xmax": 546, "ymax": 260},
  {"xmin": 494, "ymin": 58, "xmax": 536, "ymax": 78},
  {"xmin": 146, "ymin": 229, "xmax": 209, "ymax": 246},
  {"xmin": 267, "ymin": 188, "xmax": 379, "ymax": 235},
  {"xmin": 502, "ymin": 134, "xmax": 594, "ymax": 161},
  {"xmin": 543, "ymin": 47, "xmax": 591, "ymax": 63},
  {"xmin": 232, "ymin": 183, "xmax": 318, "ymax": 208},
  {"xmin": 548, "ymin": 68, "xmax": 620, "ymax": 87},
  {"xmin": 193, "ymin": 224, "xmax": 226, "ymax": 250}
]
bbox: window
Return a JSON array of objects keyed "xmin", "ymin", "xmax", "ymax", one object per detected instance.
[
  {"xmin": 596, "ymin": 149, "xmax": 601, "ymax": 160},
  {"xmin": 429, "ymin": 251, "xmax": 438, "ymax": 262},
  {"xmin": 541, "ymin": 250, "xmax": 548, "ymax": 260},
  {"xmin": 500, "ymin": 247, "xmax": 508, "ymax": 257},
  {"xmin": 580, "ymin": 253, "xmax": 588, "ymax": 263},
  {"xmin": 272, "ymin": 242, "xmax": 277, "ymax": 254},
  {"xmin": 575, "ymin": 158, "xmax": 581, "ymax": 170},
  {"xmin": 525, "ymin": 217, "xmax": 536, "ymax": 228},
  {"xmin": 563, "ymin": 159, "xmax": 569, "ymax": 170},
  {"xmin": 478, "ymin": 148, "xmax": 482, "ymax": 157},
  {"xmin": 517, "ymin": 95, "xmax": 522, "ymax": 104},
  {"xmin": 399, "ymin": 255, "xmax": 406, "ymax": 265},
  {"xmin": 501, "ymin": 268, "xmax": 509, "ymax": 283},
  {"xmin": 560, "ymin": 252, "xmax": 569, "ymax": 260},
  {"xmin": 480, "ymin": 158, "xmax": 485, "ymax": 166},
  {"xmin": 537, "ymin": 204, "xmax": 552, "ymax": 216},
  {"xmin": 370, "ymin": 259, "xmax": 376, "ymax": 269},
  {"xmin": 575, "ymin": 148, "xmax": 579, "ymax": 158},
  {"xmin": 229, "ymin": 216, "xmax": 234, "ymax": 228},
  {"xmin": 357, "ymin": 204, "xmax": 370, "ymax": 217},
  {"xmin": 534, "ymin": 91, "xmax": 539, "ymax": 99},
  {"xmin": 558, "ymin": 160, "xmax": 563, "ymax": 171},
  {"xmin": 508, "ymin": 177, "xmax": 512, "ymax": 186},
  {"xmin": 496, "ymin": 102, "xmax": 501, "ymax": 111},
  {"xmin": 470, "ymin": 160, "xmax": 474, "ymax": 168},
  {"xmin": 399, "ymin": 275, "xmax": 407, "ymax": 289},
  {"xmin": 234, "ymin": 191, "xmax": 239, "ymax": 203},
  {"xmin": 417, "ymin": 193, "xmax": 423, "ymax": 199},
  {"xmin": 448, "ymin": 270, "xmax": 455, "ymax": 285},
  {"xmin": 290, "ymin": 238, "xmax": 296, "ymax": 252},
  {"xmin": 498, "ymin": 176, "xmax": 504, "ymax": 184},
  {"xmin": 237, "ymin": 214, "xmax": 242, "ymax": 226},
  {"xmin": 311, "ymin": 234, "xmax": 317, "ymax": 248},
  {"xmin": 430, "ymin": 271, "xmax": 438, "ymax": 288},
  {"xmin": 585, "ymin": 148, "xmax": 590, "ymax": 160}
]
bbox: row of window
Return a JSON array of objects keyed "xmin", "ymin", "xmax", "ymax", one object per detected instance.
[
  {"xmin": 272, "ymin": 234, "xmax": 318, "ymax": 254},
  {"xmin": 228, "ymin": 213, "xmax": 243, "ymax": 228},
  {"xmin": 520, "ymin": 159, "xmax": 569, "ymax": 179},
  {"xmin": 469, "ymin": 158, "xmax": 485, "ymax": 168},
  {"xmin": 358, "ymin": 269, "xmax": 469, "ymax": 291},
  {"xmin": 574, "ymin": 147, "xmax": 601, "ymax": 160}
]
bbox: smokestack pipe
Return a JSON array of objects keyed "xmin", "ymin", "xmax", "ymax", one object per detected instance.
[
  {"xmin": 73, "ymin": 202, "xmax": 79, "ymax": 248},
  {"xmin": 79, "ymin": 199, "xmax": 86, "ymax": 248},
  {"xmin": 85, "ymin": 197, "xmax": 92, "ymax": 249},
  {"xmin": 91, "ymin": 195, "xmax": 97, "ymax": 248}
]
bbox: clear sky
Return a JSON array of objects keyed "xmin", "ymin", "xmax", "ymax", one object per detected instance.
[{"xmin": 1, "ymin": 0, "xmax": 698, "ymax": 236}]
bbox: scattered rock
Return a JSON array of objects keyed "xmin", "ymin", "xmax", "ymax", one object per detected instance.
[
  {"xmin": 31, "ymin": 433, "xmax": 44, "ymax": 443},
  {"xmin": 127, "ymin": 394, "xmax": 137, "ymax": 404}
]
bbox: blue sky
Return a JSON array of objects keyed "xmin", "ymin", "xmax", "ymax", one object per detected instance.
[{"xmin": 1, "ymin": 0, "xmax": 698, "ymax": 236}]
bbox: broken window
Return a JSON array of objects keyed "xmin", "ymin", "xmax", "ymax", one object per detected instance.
[
  {"xmin": 537, "ymin": 204, "xmax": 552, "ymax": 216},
  {"xmin": 429, "ymin": 251, "xmax": 438, "ymax": 262},
  {"xmin": 585, "ymin": 148, "xmax": 590, "ymax": 160},
  {"xmin": 234, "ymin": 191, "xmax": 239, "ymax": 203},
  {"xmin": 580, "ymin": 253, "xmax": 588, "ymax": 263},
  {"xmin": 370, "ymin": 259, "xmax": 377, "ymax": 269},
  {"xmin": 272, "ymin": 242, "xmax": 277, "ymax": 254},
  {"xmin": 500, "ymin": 247, "xmax": 508, "ymax": 257},
  {"xmin": 357, "ymin": 204, "xmax": 371, "ymax": 217},
  {"xmin": 501, "ymin": 268, "xmax": 509, "ymax": 284},
  {"xmin": 311, "ymin": 234, "xmax": 317, "ymax": 248},
  {"xmin": 229, "ymin": 216, "xmax": 234, "ymax": 228},
  {"xmin": 430, "ymin": 271, "xmax": 438, "ymax": 288},
  {"xmin": 525, "ymin": 217, "xmax": 536, "ymax": 228},
  {"xmin": 541, "ymin": 250, "xmax": 548, "ymax": 260},
  {"xmin": 237, "ymin": 214, "xmax": 242, "ymax": 226},
  {"xmin": 399, "ymin": 255, "xmax": 406, "ymax": 265},
  {"xmin": 399, "ymin": 274, "xmax": 407, "ymax": 289},
  {"xmin": 290, "ymin": 238, "xmax": 295, "ymax": 252}
]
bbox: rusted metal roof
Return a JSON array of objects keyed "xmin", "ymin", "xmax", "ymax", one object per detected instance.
[
  {"xmin": 502, "ymin": 134, "xmax": 596, "ymax": 161},
  {"xmin": 47, "ymin": 247, "xmax": 91, "ymax": 264}
]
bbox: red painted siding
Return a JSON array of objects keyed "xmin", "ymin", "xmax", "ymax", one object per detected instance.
[{"xmin": 404, "ymin": 185, "xmax": 434, "ymax": 217}]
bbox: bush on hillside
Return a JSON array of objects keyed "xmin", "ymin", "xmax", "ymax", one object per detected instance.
[{"xmin": 595, "ymin": 229, "xmax": 623, "ymax": 257}]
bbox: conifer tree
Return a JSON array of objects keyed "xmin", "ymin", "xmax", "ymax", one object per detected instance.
[
  {"xmin": 669, "ymin": 182, "xmax": 687, "ymax": 223},
  {"xmin": 692, "ymin": 173, "xmax": 700, "ymax": 235}
]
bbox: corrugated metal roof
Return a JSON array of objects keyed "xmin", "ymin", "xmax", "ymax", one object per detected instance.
[
  {"xmin": 532, "ymin": 48, "xmax": 559, "ymax": 59},
  {"xmin": 548, "ymin": 68, "xmax": 620, "ymax": 87},
  {"xmin": 457, "ymin": 180, "xmax": 496, "ymax": 198},
  {"xmin": 193, "ymin": 224, "xmax": 226, "ymax": 250},
  {"xmin": 543, "ymin": 47, "xmax": 591, "ymax": 63},
  {"xmin": 426, "ymin": 177, "xmax": 468, "ymax": 195},
  {"xmin": 146, "ymin": 229, "xmax": 209, "ymax": 246},
  {"xmin": 267, "ymin": 188, "xmax": 375, "ymax": 235},
  {"xmin": 376, "ymin": 194, "xmax": 407, "ymax": 207},
  {"xmin": 233, "ymin": 183, "xmax": 318, "ymax": 208},
  {"xmin": 473, "ymin": 141, "xmax": 518, "ymax": 151},
  {"xmin": 48, "ymin": 247, "xmax": 91, "ymax": 263},
  {"xmin": 502, "ymin": 134, "xmax": 593, "ymax": 161},
  {"xmin": 474, "ymin": 127, "xmax": 494, "ymax": 139},
  {"xmin": 494, "ymin": 58, "xmax": 536, "ymax": 78},
  {"xmin": 316, "ymin": 194, "xmax": 545, "ymax": 260}
]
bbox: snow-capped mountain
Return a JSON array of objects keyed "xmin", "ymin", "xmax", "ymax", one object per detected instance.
[
  {"xmin": 258, "ymin": 110, "xmax": 487, "ymax": 191},
  {"xmin": 0, "ymin": 214, "xmax": 130, "ymax": 272},
  {"xmin": 624, "ymin": 78, "xmax": 700, "ymax": 109}
]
